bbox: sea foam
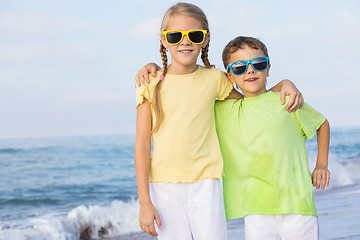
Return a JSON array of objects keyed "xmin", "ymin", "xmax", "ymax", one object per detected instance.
[
  {"xmin": 0, "ymin": 199, "xmax": 141, "ymax": 240},
  {"xmin": 308, "ymin": 152, "xmax": 356, "ymax": 190}
]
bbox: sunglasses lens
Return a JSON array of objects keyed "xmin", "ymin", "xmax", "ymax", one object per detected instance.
[
  {"xmin": 231, "ymin": 61, "xmax": 247, "ymax": 75},
  {"xmin": 166, "ymin": 31, "xmax": 182, "ymax": 44},
  {"xmin": 188, "ymin": 31, "xmax": 205, "ymax": 43},
  {"xmin": 252, "ymin": 57, "xmax": 268, "ymax": 71}
]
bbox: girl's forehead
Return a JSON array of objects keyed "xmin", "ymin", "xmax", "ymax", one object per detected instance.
[{"xmin": 166, "ymin": 14, "xmax": 203, "ymax": 30}]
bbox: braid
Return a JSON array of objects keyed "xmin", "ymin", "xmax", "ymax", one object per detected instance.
[
  {"xmin": 201, "ymin": 43, "xmax": 212, "ymax": 68},
  {"xmin": 160, "ymin": 43, "xmax": 168, "ymax": 77},
  {"xmin": 152, "ymin": 42, "xmax": 168, "ymax": 134}
]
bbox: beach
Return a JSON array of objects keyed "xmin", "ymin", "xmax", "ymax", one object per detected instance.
[
  {"xmin": 103, "ymin": 184, "xmax": 360, "ymax": 240},
  {"xmin": 0, "ymin": 128, "xmax": 359, "ymax": 239}
]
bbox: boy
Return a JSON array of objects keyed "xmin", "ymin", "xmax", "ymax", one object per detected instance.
[{"xmin": 214, "ymin": 36, "xmax": 330, "ymax": 240}]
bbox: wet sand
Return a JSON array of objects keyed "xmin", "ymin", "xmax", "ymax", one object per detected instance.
[{"xmin": 104, "ymin": 184, "xmax": 360, "ymax": 240}]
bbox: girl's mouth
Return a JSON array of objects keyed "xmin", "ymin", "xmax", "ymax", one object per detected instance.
[{"xmin": 178, "ymin": 49, "xmax": 193, "ymax": 54}]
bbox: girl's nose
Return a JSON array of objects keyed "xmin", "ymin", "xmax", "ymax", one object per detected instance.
[{"xmin": 180, "ymin": 35, "xmax": 191, "ymax": 45}]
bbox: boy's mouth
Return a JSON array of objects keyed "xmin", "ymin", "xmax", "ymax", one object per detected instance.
[{"xmin": 245, "ymin": 77, "xmax": 258, "ymax": 82}]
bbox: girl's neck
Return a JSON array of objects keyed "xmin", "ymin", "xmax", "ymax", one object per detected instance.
[{"xmin": 166, "ymin": 63, "xmax": 198, "ymax": 75}]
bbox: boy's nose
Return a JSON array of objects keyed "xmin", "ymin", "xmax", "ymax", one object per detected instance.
[{"xmin": 247, "ymin": 63, "xmax": 255, "ymax": 73}]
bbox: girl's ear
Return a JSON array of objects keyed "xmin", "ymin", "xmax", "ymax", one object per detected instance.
[
  {"xmin": 202, "ymin": 32, "xmax": 210, "ymax": 48},
  {"xmin": 161, "ymin": 34, "xmax": 170, "ymax": 49}
]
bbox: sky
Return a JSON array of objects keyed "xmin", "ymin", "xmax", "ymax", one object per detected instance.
[{"xmin": 1, "ymin": 0, "xmax": 359, "ymax": 139}]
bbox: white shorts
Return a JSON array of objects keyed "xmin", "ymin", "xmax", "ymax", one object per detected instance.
[
  {"xmin": 244, "ymin": 214, "xmax": 319, "ymax": 240},
  {"xmin": 149, "ymin": 179, "xmax": 227, "ymax": 240}
]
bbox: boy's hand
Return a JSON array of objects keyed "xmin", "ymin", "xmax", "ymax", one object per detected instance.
[
  {"xmin": 139, "ymin": 202, "xmax": 162, "ymax": 237},
  {"xmin": 312, "ymin": 166, "xmax": 330, "ymax": 190},
  {"xmin": 280, "ymin": 80, "xmax": 304, "ymax": 112},
  {"xmin": 135, "ymin": 63, "xmax": 161, "ymax": 87}
]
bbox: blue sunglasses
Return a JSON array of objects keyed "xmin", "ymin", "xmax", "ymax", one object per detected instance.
[{"xmin": 227, "ymin": 57, "xmax": 270, "ymax": 76}]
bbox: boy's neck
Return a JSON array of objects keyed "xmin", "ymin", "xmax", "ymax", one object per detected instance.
[{"xmin": 242, "ymin": 88, "xmax": 268, "ymax": 98}]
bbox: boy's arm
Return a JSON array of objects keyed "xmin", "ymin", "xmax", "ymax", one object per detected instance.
[
  {"xmin": 312, "ymin": 119, "xmax": 330, "ymax": 190},
  {"xmin": 135, "ymin": 100, "xmax": 162, "ymax": 236},
  {"xmin": 269, "ymin": 79, "xmax": 304, "ymax": 112},
  {"xmin": 136, "ymin": 63, "xmax": 160, "ymax": 86},
  {"xmin": 134, "ymin": 66, "xmax": 303, "ymax": 112}
]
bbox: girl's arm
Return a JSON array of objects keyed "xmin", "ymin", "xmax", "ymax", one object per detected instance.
[
  {"xmin": 312, "ymin": 119, "xmax": 330, "ymax": 190},
  {"xmin": 135, "ymin": 65, "xmax": 303, "ymax": 111},
  {"xmin": 226, "ymin": 80, "xmax": 304, "ymax": 112},
  {"xmin": 226, "ymin": 88, "xmax": 244, "ymax": 99},
  {"xmin": 135, "ymin": 63, "xmax": 160, "ymax": 86},
  {"xmin": 269, "ymin": 80, "xmax": 304, "ymax": 112},
  {"xmin": 135, "ymin": 100, "xmax": 162, "ymax": 237}
]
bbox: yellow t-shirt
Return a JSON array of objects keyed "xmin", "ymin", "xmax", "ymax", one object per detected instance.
[{"xmin": 136, "ymin": 66, "xmax": 232, "ymax": 183}]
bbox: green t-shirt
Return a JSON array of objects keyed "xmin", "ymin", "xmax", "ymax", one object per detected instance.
[{"xmin": 214, "ymin": 91, "xmax": 326, "ymax": 220}]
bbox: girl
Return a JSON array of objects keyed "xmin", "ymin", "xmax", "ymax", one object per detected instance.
[{"xmin": 135, "ymin": 3, "xmax": 302, "ymax": 239}]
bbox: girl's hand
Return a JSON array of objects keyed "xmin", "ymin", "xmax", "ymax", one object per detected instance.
[
  {"xmin": 280, "ymin": 80, "xmax": 304, "ymax": 112},
  {"xmin": 312, "ymin": 166, "xmax": 330, "ymax": 190},
  {"xmin": 139, "ymin": 202, "xmax": 162, "ymax": 237},
  {"xmin": 135, "ymin": 63, "xmax": 161, "ymax": 87}
]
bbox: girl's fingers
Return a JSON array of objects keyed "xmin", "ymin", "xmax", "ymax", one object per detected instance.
[
  {"xmin": 288, "ymin": 94, "xmax": 299, "ymax": 112},
  {"xmin": 280, "ymin": 91, "xmax": 286, "ymax": 105},
  {"xmin": 155, "ymin": 213, "xmax": 162, "ymax": 229},
  {"xmin": 286, "ymin": 93, "xmax": 296, "ymax": 112},
  {"xmin": 289, "ymin": 93, "xmax": 303, "ymax": 112},
  {"xmin": 144, "ymin": 225, "xmax": 152, "ymax": 236},
  {"xmin": 149, "ymin": 224, "xmax": 158, "ymax": 237},
  {"xmin": 150, "ymin": 65, "xmax": 157, "ymax": 77}
]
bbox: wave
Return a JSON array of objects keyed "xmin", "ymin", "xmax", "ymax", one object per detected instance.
[
  {"xmin": 0, "ymin": 147, "xmax": 57, "ymax": 155},
  {"xmin": 0, "ymin": 146, "xmax": 134, "ymax": 159},
  {"xmin": 0, "ymin": 197, "xmax": 61, "ymax": 207},
  {"xmin": 0, "ymin": 199, "xmax": 141, "ymax": 240},
  {"xmin": 0, "ymin": 148, "xmax": 25, "ymax": 154},
  {"xmin": 308, "ymin": 151, "xmax": 359, "ymax": 191}
]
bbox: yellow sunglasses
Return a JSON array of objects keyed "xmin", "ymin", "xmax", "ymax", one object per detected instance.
[{"xmin": 162, "ymin": 29, "xmax": 207, "ymax": 45}]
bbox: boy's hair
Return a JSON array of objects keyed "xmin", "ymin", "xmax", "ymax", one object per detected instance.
[
  {"xmin": 152, "ymin": 2, "xmax": 212, "ymax": 133},
  {"xmin": 222, "ymin": 36, "xmax": 269, "ymax": 69}
]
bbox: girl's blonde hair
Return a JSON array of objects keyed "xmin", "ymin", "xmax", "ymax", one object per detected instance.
[{"xmin": 152, "ymin": 2, "xmax": 212, "ymax": 133}]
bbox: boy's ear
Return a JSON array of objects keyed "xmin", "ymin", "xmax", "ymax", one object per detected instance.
[
  {"xmin": 266, "ymin": 64, "xmax": 271, "ymax": 77},
  {"xmin": 225, "ymin": 71, "xmax": 235, "ymax": 84}
]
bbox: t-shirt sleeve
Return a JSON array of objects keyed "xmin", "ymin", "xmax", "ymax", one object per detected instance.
[
  {"xmin": 136, "ymin": 73, "xmax": 162, "ymax": 108},
  {"xmin": 295, "ymin": 103, "xmax": 326, "ymax": 139},
  {"xmin": 214, "ymin": 99, "xmax": 238, "ymax": 131},
  {"xmin": 135, "ymin": 73, "xmax": 160, "ymax": 108},
  {"xmin": 136, "ymin": 83, "xmax": 151, "ymax": 108},
  {"xmin": 217, "ymin": 70, "xmax": 233, "ymax": 100}
]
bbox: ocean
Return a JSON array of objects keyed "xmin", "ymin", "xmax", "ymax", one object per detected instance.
[{"xmin": 0, "ymin": 128, "xmax": 359, "ymax": 240}]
